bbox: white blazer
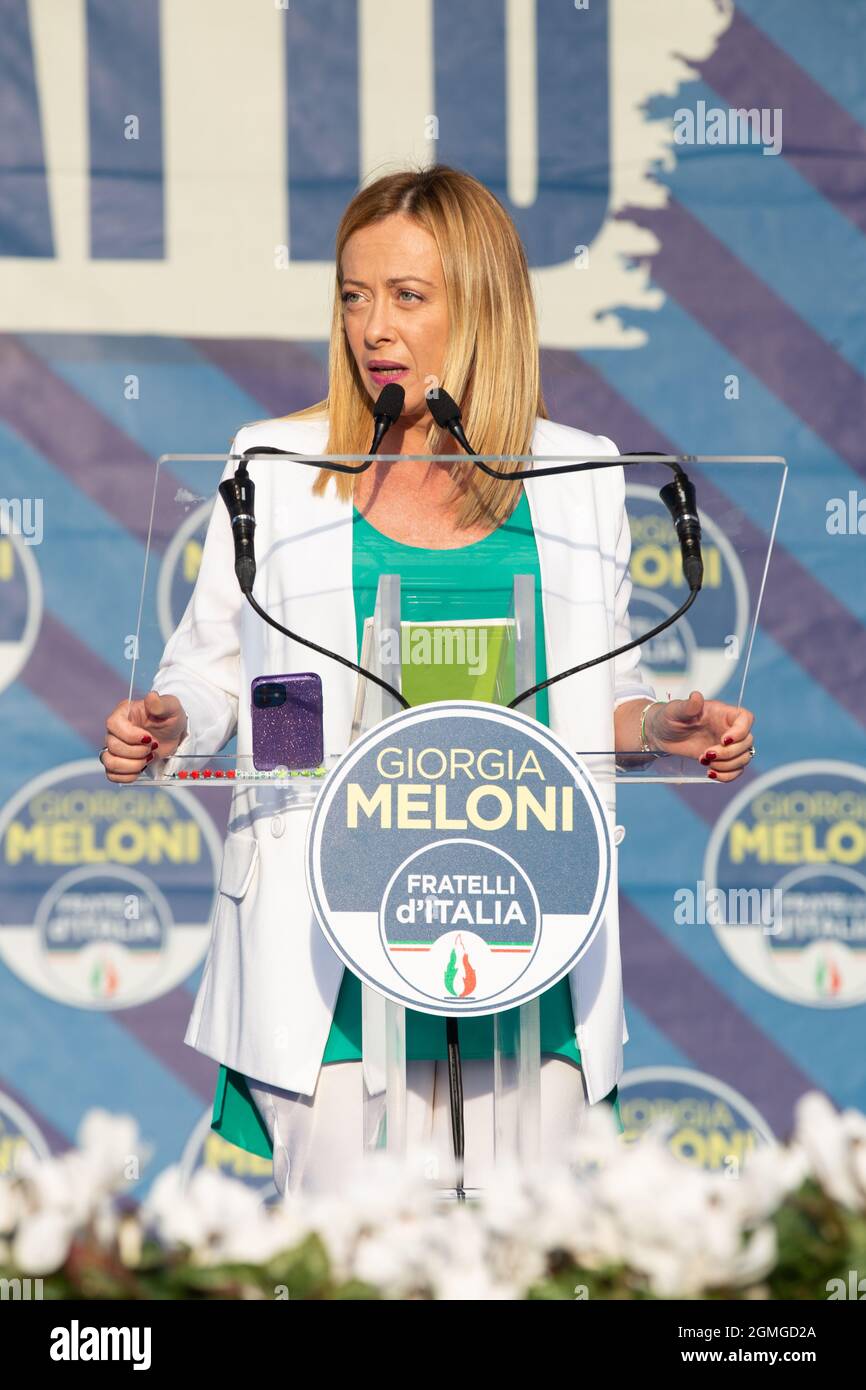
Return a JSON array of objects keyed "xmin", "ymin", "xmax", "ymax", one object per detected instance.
[{"xmin": 150, "ymin": 413, "xmax": 657, "ymax": 1104}]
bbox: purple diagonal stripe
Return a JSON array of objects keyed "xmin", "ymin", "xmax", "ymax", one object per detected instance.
[
  {"xmin": 119, "ymin": 987, "xmax": 222, "ymax": 1100},
  {"xmin": 699, "ymin": 7, "xmax": 866, "ymax": 239},
  {"xmin": 541, "ymin": 350, "xmax": 866, "ymax": 735},
  {"xmin": 615, "ymin": 199, "xmax": 866, "ymax": 481},
  {"xmin": 620, "ymin": 895, "xmax": 818, "ymax": 1139},
  {"xmin": 191, "ymin": 337, "xmax": 328, "ymax": 418},
  {"xmin": 21, "ymin": 611, "xmax": 128, "ymax": 746},
  {"xmin": 0, "ymin": 335, "xmax": 197, "ymax": 550}
]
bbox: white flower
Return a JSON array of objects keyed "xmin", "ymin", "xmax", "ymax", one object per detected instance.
[
  {"xmin": 2, "ymin": 1094, "xmax": 857, "ymax": 1299},
  {"xmin": 12, "ymin": 1209, "xmax": 75, "ymax": 1275},
  {"xmin": 141, "ymin": 1164, "xmax": 265, "ymax": 1261},
  {"xmin": 853, "ymin": 1133, "xmax": 866, "ymax": 1197},
  {"xmin": 431, "ymin": 1266, "xmax": 519, "ymax": 1300},
  {"xmin": 476, "ymin": 1157, "xmax": 536, "ymax": 1238},
  {"xmin": 726, "ymin": 1222, "xmax": 777, "ymax": 1288},
  {"xmin": 421, "ymin": 1207, "xmax": 520, "ymax": 1300},
  {"xmin": 530, "ymin": 1122, "xmax": 783, "ymax": 1298},
  {"xmin": 514, "ymin": 1162, "xmax": 600, "ymax": 1265},
  {"xmin": 792, "ymin": 1090, "xmax": 866, "ymax": 1211},
  {"xmin": 76, "ymin": 1109, "xmax": 150, "ymax": 1192},
  {"xmin": 1, "ymin": 1108, "xmax": 154, "ymax": 1277},
  {"xmin": 563, "ymin": 1100, "xmax": 628, "ymax": 1172},
  {"xmin": 714, "ymin": 1142, "xmax": 809, "ymax": 1226},
  {"xmin": 330, "ymin": 1148, "xmax": 439, "ymax": 1228},
  {"xmin": 14, "ymin": 1151, "xmax": 106, "ymax": 1230},
  {"xmin": 141, "ymin": 1163, "xmax": 314, "ymax": 1269},
  {"xmin": 139, "ymin": 1164, "xmax": 195, "ymax": 1248},
  {"xmin": 91, "ymin": 1197, "xmax": 124, "ymax": 1250},
  {"xmin": 352, "ymin": 1219, "xmax": 436, "ymax": 1295},
  {"xmin": 294, "ymin": 1148, "xmax": 440, "ymax": 1281},
  {"xmin": 217, "ymin": 1207, "xmax": 309, "ymax": 1268},
  {"xmin": 0, "ymin": 1176, "xmax": 24, "ymax": 1236}
]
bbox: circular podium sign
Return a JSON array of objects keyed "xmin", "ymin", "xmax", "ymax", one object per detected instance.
[{"xmin": 305, "ymin": 700, "xmax": 611, "ymax": 1016}]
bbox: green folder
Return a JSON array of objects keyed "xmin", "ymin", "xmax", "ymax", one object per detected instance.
[{"xmin": 353, "ymin": 615, "xmax": 517, "ymax": 717}]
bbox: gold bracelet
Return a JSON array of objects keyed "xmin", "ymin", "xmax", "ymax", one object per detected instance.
[{"xmin": 639, "ymin": 700, "xmax": 665, "ymax": 753}]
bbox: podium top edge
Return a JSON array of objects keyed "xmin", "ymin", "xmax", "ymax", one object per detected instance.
[{"xmin": 153, "ymin": 452, "xmax": 788, "ymax": 466}]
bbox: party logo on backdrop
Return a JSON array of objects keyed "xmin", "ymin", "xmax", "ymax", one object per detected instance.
[
  {"xmin": 0, "ymin": 531, "xmax": 43, "ymax": 695},
  {"xmin": 617, "ymin": 1066, "xmax": 775, "ymax": 1170},
  {"xmin": 625, "ymin": 484, "xmax": 748, "ymax": 700},
  {"xmin": 0, "ymin": 761, "xmax": 224, "ymax": 1009},
  {"xmin": 704, "ymin": 761, "xmax": 866, "ymax": 1006},
  {"xmin": 0, "ymin": 1090, "xmax": 51, "ymax": 1179}
]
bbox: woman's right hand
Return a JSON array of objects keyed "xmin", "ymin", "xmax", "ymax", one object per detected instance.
[{"xmin": 101, "ymin": 690, "xmax": 189, "ymax": 783}]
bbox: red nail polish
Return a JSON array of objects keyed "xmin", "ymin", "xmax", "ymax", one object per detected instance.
[
  {"xmin": 146, "ymin": 752, "xmax": 154, "ymax": 762},
  {"xmin": 722, "ymin": 737, "xmax": 732, "ymax": 746},
  {"xmin": 708, "ymin": 769, "xmax": 718, "ymax": 779},
  {"xmin": 141, "ymin": 735, "xmax": 153, "ymax": 745}
]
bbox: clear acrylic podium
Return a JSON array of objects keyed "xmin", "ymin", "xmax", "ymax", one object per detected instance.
[
  {"xmin": 127, "ymin": 448, "xmax": 786, "ymax": 1195},
  {"xmin": 350, "ymin": 569, "xmax": 545, "ymax": 1179}
]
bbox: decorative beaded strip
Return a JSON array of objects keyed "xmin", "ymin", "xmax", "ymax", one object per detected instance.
[{"xmin": 166, "ymin": 766, "xmax": 327, "ymax": 781}]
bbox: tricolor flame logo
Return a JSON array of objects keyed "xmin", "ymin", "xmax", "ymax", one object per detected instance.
[
  {"xmin": 815, "ymin": 953, "xmax": 843, "ymax": 997},
  {"xmin": 90, "ymin": 955, "xmax": 121, "ymax": 999},
  {"xmin": 444, "ymin": 933, "xmax": 476, "ymax": 998}
]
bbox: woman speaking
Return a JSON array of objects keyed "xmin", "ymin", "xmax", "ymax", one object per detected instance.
[{"xmin": 100, "ymin": 165, "xmax": 755, "ymax": 1199}]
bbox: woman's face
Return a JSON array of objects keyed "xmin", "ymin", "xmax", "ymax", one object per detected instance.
[{"xmin": 340, "ymin": 212, "xmax": 449, "ymax": 421}]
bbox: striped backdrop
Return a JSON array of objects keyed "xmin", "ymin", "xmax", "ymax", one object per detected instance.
[{"xmin": 1, "ymin": 0, "xmax": 864, "ymax": 1194}]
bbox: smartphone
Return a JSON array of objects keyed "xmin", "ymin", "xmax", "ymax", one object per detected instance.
[{"xmin": 251, "ymin": 673, "xmax": 324, "ymax": 771}]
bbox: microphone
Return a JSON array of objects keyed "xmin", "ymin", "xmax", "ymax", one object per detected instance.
[
  {"xmin": 368, "ymin": 381, "xmax": 406, "ymax": 455},
  {"xmin": 426, "ymin": 386, "xmax": 474, "ymax": 454},
  {"xmin": 659, "ymin": 471, "xmax": 704, "ymax": 592},
  {"xmin": 218, "ymin": 464, "xmax": 256, "ymax": 594}
]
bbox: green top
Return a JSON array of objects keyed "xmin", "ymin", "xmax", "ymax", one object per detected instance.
[{"xmin": 210, "ymin": 489, "xmax": 621, "ymax": 1159}]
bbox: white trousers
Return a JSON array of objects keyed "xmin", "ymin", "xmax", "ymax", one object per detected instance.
[{"xmin": 245, "ymin": 1055, "xmax": 591, "ymax": 1199}]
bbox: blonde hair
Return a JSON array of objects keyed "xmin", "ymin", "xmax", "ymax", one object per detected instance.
[{"xmin": 282, "ymin": 164, "xmax": 548, "ymax": 530}]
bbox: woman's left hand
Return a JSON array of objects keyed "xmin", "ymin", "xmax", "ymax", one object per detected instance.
[{"xmin": 646, "ymin": 689, "xmax": 756, "ymax": 781}]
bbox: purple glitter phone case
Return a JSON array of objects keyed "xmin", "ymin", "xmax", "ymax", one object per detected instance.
[{"xmin": 251, "ymin": 673, "xmax": 324, "ymax": 771}]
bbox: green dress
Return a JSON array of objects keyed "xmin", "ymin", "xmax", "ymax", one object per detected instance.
[{"xmin": 211, "ymin": 489, "xmax": 623, "ymax": 1158}]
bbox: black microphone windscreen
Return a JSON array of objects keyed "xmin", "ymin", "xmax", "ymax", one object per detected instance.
[
  {"xmin": 425, "ymin": 387, "xmax": 461, "ymax": 429},
  {"xmin": 373, "ymin": 382, "xmax": 405, "ymax": 422}
]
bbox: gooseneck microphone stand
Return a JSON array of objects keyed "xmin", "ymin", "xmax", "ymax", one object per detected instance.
[{"xmin": 219, "ymin": 382, "xmax": 705, "ymax": 1202}]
